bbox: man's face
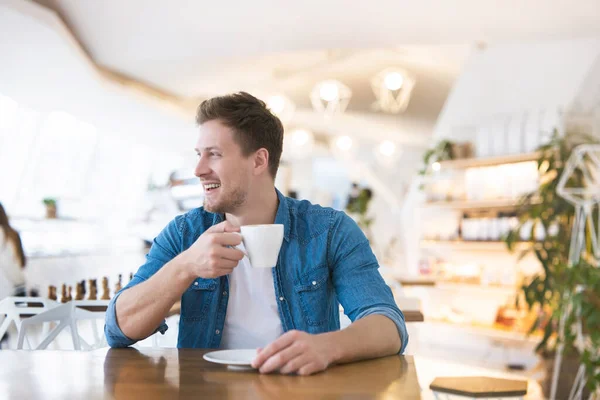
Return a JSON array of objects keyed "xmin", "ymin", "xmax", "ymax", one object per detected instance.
[{"xmin": 194, "ymin": 120, "xmax": 254, "ymax": 214}]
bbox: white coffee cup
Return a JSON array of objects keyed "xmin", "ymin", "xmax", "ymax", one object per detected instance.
[{"xmin": 238, "ymin": 224, "xmax": 284, "ymax": 268}]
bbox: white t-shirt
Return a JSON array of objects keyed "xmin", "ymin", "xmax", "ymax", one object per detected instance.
[{"xmin": 220, "ymin": 243, "xmax": 283, "ymax": 349}]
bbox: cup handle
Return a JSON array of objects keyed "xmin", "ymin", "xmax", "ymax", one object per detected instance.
[{"xmin": 229, "ymin": 233, "xmax": 248, "ymax": 257}]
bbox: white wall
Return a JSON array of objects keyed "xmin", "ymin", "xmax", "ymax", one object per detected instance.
[
  {"xmin": 0, "ymin": 1, "xmax": 196, "ymax": 220},
  {"xmin": 434, "ymin": 38, "xmax": 600, "ymax": 142},
  {"xmin": 0, "ymin": 0, "xmax": 196, "ymax": 152}
]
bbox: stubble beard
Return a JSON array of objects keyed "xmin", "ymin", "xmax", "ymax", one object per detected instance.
[{"xmin": 203, "ymin": 186, "xmax": 247, "ymax": 214}]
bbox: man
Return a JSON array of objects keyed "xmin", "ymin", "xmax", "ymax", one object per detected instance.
[{"xmin": 105, "ymin": 92, "xmax": 408, "ymax": 375}]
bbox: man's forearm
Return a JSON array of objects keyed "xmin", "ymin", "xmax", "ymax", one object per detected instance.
[
  {"xmin": 323, "ymin": 314, "xmax": 402, "ymax": 365},
  {"xmin": 115, "ymin": 254, "xmax": 193, "ymax": 340}
]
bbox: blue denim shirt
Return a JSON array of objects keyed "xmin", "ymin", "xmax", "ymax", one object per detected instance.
[{"xmin": 105, "ymin": 189, "xmax": 408, "ymax": 353}]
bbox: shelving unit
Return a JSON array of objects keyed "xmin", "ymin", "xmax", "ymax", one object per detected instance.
[
  {"xmin": 413, "ymin": 151, "xmax": 544, "ymax": 347},
  {"xmin": 436, "ymin": 152, "xmax": 540, "ymax": 170},
  {"xmin": 420, "ymin": 240, "xmax": 532, "ymax": 252},
  {"xmin": 422, "ymin": 199, "xmax": 524, "ymax": 210}
]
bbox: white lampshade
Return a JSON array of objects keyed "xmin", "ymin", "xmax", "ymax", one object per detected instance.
[
  {"xmin": 310, "ymin": 80, "xmax": 352, "ymax": 117},
  {"xmin": 371, "ymin": 68, "xmax": 416, "ymax": 113}
]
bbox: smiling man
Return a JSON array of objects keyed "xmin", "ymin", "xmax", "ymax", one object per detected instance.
[{"xmin": 105, "ymin": 92, "xmax": 408, "ymax": 375}]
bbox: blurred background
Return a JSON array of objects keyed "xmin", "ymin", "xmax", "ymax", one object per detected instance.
[{"xmin": 1, "ymin": 0, "xmax": 600, "ymax": 398}]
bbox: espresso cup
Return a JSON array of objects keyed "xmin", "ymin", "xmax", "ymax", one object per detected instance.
[{"xmin": 238, "ymin": 224, "xmax": 284, "ymax": 268}]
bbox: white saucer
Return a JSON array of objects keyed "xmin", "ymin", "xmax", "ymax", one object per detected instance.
[{"xmin": 203, "ymin": 349, "xmax": 258, "ymax": 367}]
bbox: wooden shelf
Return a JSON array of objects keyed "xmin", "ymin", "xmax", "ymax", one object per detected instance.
[
  {"xmin": 422, "ymin": 199, "xmax": 525, "ymax": 210},
  {"xmin": 437, "ymin": 152, "xmax": 540, "ymax": 170},
  {"xmin": 434, "ymin": 282, "xmax": 516, "ymax": 293},
  {"xmin": 420, "ymin": 240, "xmax": 532, "ymax": 252},
  {"xmin": 399, "ymin": 279, "xmax": 517, "ymax": 292},
  {"xmin": 425, "ymin": 320, "xmax": 542, "ymax": 344}
]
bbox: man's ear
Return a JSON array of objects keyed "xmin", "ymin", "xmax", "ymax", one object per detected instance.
[{"xmin": 253, "ymin": 148, "xmax": 270, "ymax": 176}]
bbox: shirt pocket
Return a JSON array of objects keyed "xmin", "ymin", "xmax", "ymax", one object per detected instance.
[
  {"xmin": 181, "ymin": 278, "xmax": 217, "ymax": 322},
  {"xmin": 293, "ymin": 265, "xmax": 330, "ymax": 327}
]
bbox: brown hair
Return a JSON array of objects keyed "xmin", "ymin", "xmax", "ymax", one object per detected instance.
[
  {"xmin": 195, "ymin": 92, "xmax": 284, "ymax": 178},
  {"xmin": 0, "ymin": 203, "xmax": 26, "ymax": 268}
]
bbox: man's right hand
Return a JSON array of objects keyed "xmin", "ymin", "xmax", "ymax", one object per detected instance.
[{"xmin": 181, "ymin": 220, "xmax": 245, "ymax": 279}]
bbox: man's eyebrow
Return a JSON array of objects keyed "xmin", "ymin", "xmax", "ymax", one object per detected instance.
[{"xmin": 194, "ymin": 146, "xmax": 222, "ymax": 153}]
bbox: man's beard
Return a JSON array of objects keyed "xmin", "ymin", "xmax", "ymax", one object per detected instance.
[{"xmin": 203, "ymin": 186, "xmax": 247, "ymax": 214}]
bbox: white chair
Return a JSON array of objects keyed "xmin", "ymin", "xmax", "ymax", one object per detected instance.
[
  {"xmin": 17, "ymin": 302, "xmax": 100, "ymax": 350},
  {"xmin": 0, "ymin": 296, "xmax": 59, "ymax": 348},
  {"xmin": 72, "ymin": 299, "xmax": 109, "ymax": 350}
]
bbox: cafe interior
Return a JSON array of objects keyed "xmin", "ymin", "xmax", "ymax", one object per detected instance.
[{"xmin": 1, "ymin": 0, "xmax": 600, "ymax": 399}]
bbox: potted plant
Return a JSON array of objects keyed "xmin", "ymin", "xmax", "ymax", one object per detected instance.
[
  {"xmin": 42, "ymin": 198, "xmax": 57, "ymax": 219},
  {"xmin": 346, "ymin": 187, "xmax": 374, "ymax": 241},
  {"xmin": 505, "ymin": 131, "xmax": 600, "ymax": 397},
  {"xmin": 419, "ymin": 139, "xmax": 455, "ymax": 176}
]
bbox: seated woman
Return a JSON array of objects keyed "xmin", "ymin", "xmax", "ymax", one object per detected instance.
[{"xmin": 0, "ymin": 203, "xmax": 26, "ymax": 297}]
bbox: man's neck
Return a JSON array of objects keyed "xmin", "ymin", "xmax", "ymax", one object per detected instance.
[{"xmin": 225, "ymin": 185, "xmax": 279, "ymax": 227}]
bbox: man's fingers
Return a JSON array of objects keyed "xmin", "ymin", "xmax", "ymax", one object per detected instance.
[
  {"xmin": 297, "ymin": 362, "xmax": 321, "ymax": 376},
  {"xmin": 280, "ymin": 354, "xmax": 313, "ymax": 375},
  {"xmin": 213, "ymin": 232, "xmax": 243, "ymax": 247},
  {"xmin": 223, "ymin": 223, "xmax": 241, "ymax": 233},
  {"xmin": 216, "ymin": 259, "xmax": 239, "ymax": 270},
  {"xmin": 215, "ymin": 246, "xmax": 245, "ymax": 262},
  {"xmin": 252, "ymin": 330, "xmax": 297, "ymax": 368},
  {"xmin": 206, "ymin": 220, "xmax": 240, "ymax": 234},
  {"xmin": 262, "ymin": 345, "xmax": 306, "ymax": 374}
]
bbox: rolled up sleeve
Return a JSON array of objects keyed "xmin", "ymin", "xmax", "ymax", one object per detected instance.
[
  {"xmin": 104, "ymin": 217, "xmax": 182, "ymax": 348},
  {"xmin": 104, "ymin": 279, "xmax": 169, "ymax": 348},
  {"xmin": 329, "ymin": 212, "xmax": 409, "ymax": 354}
]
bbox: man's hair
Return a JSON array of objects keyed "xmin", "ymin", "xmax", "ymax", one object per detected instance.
[{"xmin": 196, "ymin": 92, "xmax": 284, "ymax": 178}]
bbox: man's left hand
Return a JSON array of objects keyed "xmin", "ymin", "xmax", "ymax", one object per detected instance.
[{"xmin": 251, "ymin": 330, "xmax": 336, "ymax": 375}]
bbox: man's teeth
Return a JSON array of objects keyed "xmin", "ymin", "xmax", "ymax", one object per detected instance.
[{"xmin": 204, "ymin": 183, "xmax": 221, "ymax": 190}]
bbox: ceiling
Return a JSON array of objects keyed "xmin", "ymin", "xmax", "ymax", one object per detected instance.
[
  {"xmin": 32, "ymin": 0, "xmax": 600, "ymax": 96},
  {"xmin": 17, "ymin": 0, "xmax": 600, "ymax": 148}
]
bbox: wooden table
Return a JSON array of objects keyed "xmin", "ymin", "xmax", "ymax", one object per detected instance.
[{"xmin": 0, "ymin": 348, "xmax": 421, "ymax": 399}]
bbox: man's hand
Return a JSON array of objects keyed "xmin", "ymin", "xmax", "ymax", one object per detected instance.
[
  {"xmin": 180, "ymin": 220, "xmax": 245, "ymax": 279},
  {"xmin": 251, "ymin": 330, "xmax": 337, "ymax": 375}
]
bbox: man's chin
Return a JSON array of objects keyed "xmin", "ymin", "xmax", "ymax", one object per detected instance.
[{"xmin": 203, "ymin": 200, "xmax": 225, "ymax": 214}]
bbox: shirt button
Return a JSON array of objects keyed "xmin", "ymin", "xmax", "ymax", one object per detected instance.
[
  {"xmin": 223, "ymin": 291, "xmax": 227, "ymax": 296},
  {"xmin": 215, "ymin": 329, "xmax": 220, "ymax": 335},
  {"xmin": 312, "ymin": 281, "xmax": 317, "ymax": 285},
  {"xmin": 194, "ymin": 282, "xmax": 198, "ymax": 286},
  {"xmin": 279, "ymin": 297, "xmax": 284, "ymax": 301}
]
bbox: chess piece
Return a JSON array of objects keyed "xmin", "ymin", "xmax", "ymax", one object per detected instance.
[
  {"xmin": 115, "ymin": 274, "xmax": 122, "ymax": 294},
  {"xmin": 75, "ymin": 281, "xmax": 84, "ymax": 300},
  {"xmin": 48, "ymin": 285, "xmax": 57, "ymax": 301},
  {"xmin": 80, "ymin": 279, "xmax": 86, "ymax": 298},
  {"xmin": 60, "ymin": 284, "xmax": 68, "ymax": 303},
  {"xmin": 88, "ymin": 279, "xmax": 97, "ymax": 300},
  {"xmin": 66, "ymin": 286, "xmax": 73, "ymax": 302},
  {"xmin": 101, "ymin": 277, "xmax": 110, "ymax": 300}
]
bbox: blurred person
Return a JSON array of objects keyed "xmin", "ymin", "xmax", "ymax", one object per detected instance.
[
  {"xmin": 0, "ymin": 203, "xmax": 26, "ymax": 297},
  {"xmin": 105, "ymin": 92, "xmax": 407, "ymax": 376}
]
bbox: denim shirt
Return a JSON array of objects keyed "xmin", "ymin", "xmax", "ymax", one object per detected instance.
[{"xmin": 105, "ymin": 189, "xmax": 408, "ymax": 353}]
